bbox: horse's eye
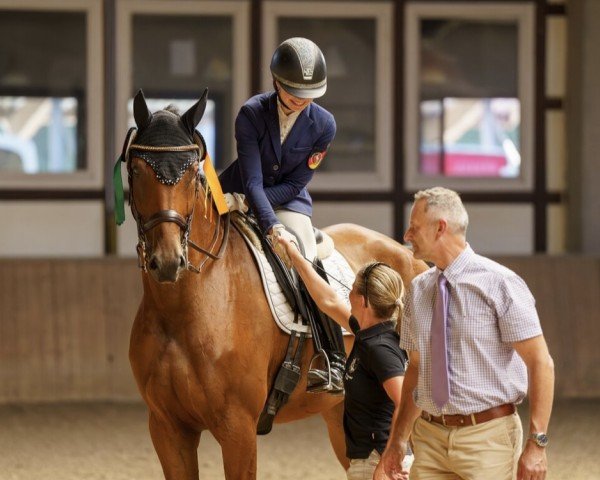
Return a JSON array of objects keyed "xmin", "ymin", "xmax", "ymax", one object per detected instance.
[{"xmin": 132, "ymin": 166, "xmax": 140, "ymax": 176}]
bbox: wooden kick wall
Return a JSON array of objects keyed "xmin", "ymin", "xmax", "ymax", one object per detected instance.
[{"xmin": 0, "ymin": 257, "xmax": 598, "ymax": 403}]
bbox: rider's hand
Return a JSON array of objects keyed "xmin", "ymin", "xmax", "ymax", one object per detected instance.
[{"xmin": 224, "ymin": 192, "xmax": 248, "ymax": 213}]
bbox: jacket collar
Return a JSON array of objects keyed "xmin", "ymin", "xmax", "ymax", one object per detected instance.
[
  {"xmin": 282, "ymin": 103, "xmax": 313, "ymax": 151},
  {"xmin": 266, "ymin": 93, "xmax": 281, "ymax": 163}
]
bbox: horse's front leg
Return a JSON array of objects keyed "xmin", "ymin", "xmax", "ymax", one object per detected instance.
[
  {"xmin": 213, "ymin": 409, "xmax": 259, "ymax": 480},
  {"xmin": 322, "ymin": 401, "xmax": 351, "ymax": 471},
  {"xmin": 149, "ymin": 411, "xmax": 201, "ymax": 480}
]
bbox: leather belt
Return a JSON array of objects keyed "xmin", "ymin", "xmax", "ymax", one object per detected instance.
[{"xmin": 421, "ymin": 403, "xmax": 516, "ymax": 427}]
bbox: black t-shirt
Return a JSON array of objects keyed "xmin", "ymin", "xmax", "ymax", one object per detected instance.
[{"xmin": 343, "ymin": 316, "xmax": 408, "ymax": 459}]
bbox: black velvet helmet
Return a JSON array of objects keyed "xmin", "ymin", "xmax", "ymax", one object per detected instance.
[{"xmin": 270, "ymin": 37, "xmax": 327, "ymax": 99}]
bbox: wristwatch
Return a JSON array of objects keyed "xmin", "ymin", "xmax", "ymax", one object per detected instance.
[{"xmin": 529, "ymin": 432, "xmax": 549, "ymax": 448}]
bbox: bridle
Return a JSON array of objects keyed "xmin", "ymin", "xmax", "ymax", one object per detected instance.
[{"xmin": 125, "ymin": 130, "xmax": 230, "ymax": 274}]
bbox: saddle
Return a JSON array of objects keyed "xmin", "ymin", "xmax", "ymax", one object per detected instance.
[{"xmin": 230, "ymin": 212, "xmax": 352, "ymax": 435}]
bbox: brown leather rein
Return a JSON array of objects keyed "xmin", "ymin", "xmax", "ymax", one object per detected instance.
[{"xmin": 127, "ymin": 141, "xmax": 230, "ymax": 274}]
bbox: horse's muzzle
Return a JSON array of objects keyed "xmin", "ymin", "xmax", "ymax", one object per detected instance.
[{"xmin": 148, "ymin": 252, "xmax": 186, "ymax": 283}]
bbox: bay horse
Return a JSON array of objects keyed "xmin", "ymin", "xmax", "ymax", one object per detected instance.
[{"xmin": 123, "ymin": 90, "xmax": 427, "ymax": 479}]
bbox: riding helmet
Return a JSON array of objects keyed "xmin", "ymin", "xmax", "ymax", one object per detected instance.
[{"xmin": 270, "ymin": 37, "xmax": 327, "ymax": 99}]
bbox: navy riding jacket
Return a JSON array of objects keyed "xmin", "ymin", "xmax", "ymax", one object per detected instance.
[{"xmin": 219, "ymin": 92, "xmax": 336, "ymax": 233}]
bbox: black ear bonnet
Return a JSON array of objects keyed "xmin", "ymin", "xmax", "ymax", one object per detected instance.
[{"xmin": 122, "ymin": 89, "xmax": 208, "ymax": 185}]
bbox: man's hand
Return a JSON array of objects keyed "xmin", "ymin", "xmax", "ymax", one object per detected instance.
[
  {"xmin": 224, "ymin": 192, "xmax": 248, "ymax": 213},
  {"xmin": 381, "ymin": 440, "xmax": 410, "ymax": 479},
  {"xmin": 373, "ymin": 460, "xmax": 408, "ymax": 480},
  {"xmin": 517, "ymin": 441, "xmax": 547, "ymax": 480}
]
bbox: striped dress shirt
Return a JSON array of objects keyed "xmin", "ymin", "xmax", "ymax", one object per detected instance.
[{"xmin": 400, "ymin": 244, "xmax": 543, "ymax": 416}]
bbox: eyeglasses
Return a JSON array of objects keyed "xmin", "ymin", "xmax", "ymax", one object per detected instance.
[{"xmin": 362, "ymin": 262, "xmax": 388, "ymax": 307}]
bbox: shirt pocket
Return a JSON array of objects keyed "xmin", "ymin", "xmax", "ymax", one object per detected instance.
[
  {"xmin": 454, "ymin": 305, "xmax": 499, "ymax": 347},
  {"xmin": 289, "ymin": 145, "xmax": 312, "ymax": 153}
]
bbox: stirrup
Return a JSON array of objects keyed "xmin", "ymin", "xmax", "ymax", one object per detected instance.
[
  {"xmin": 307, "ymin": 350, "xmax": 344, "ymax": 394},
  {"xmin": 308, "ymin": 350, "xmax": 331, "ymax": 387}
]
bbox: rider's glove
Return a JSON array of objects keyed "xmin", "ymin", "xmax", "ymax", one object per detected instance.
[
  {"xmin": 268, "ymin": 224, "xmax": 298, "ymax": 268},
  {"xmin": 224, "ymin": 192, "xmax": 248, "ymax": 213}
]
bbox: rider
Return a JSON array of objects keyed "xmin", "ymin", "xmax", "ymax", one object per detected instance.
[{"xmin": 219, "ymin": 37, "xmax": 345, "ymax": 394}]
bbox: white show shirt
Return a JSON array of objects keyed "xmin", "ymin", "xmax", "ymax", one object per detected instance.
[
  {"xmin": 400, "ymin": 244, "xmax": 543, "ymax": 416},
  {"xmin": 277, "ymin": 98, "xmax": 302, "ymax": 144}
]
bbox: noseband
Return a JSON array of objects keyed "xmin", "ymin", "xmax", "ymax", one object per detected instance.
[{"xmin": 126, "ymin": 135, "xmax": 230, "ymax": 274}]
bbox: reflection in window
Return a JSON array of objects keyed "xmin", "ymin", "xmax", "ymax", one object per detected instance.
[
  {"xmin": 278, "ymin": 18, "xmax": 376, "ymax": 173},
  {"xmin": 132, "ymin": 15, "xmax": 233, "ymax": 168},
  {"xmin": 0, "ymin": 10, "xmax": 87, "ymax": 174},
  {"xmin": 421, "ymin": 97, "xmax": 520, "ymax": 177},
  {"xmin": 126, "ymin": 98, "xmax": 216, "ymax": 161},
  {"xmin": 419, "ymin": 19, "xmax": 520, "ymax": 178},
  {"xmin": 0, "ymin": 96, "xmax": 80, "ymax": 173}
]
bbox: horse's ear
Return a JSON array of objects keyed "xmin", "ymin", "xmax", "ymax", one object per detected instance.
[
  {"xmin": 133, "ymin": 89, "xmax": 153, "ymax": 129},
  {"xmin": 181, "ymin": 88, "xmax": 208, "ymax": 135}
]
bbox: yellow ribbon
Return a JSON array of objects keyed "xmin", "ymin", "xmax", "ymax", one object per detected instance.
[{"xmin": 203, "ymin": 153, "xmax": 229, "ymax": 216}]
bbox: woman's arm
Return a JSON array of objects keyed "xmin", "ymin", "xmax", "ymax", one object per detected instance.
[{"xmin": 278, "ymin": 236, "xmax": 352, "ymax": 331}]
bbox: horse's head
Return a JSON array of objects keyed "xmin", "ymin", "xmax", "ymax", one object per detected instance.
[{"xmin": 124, "ymin": 89, "xmax": 208, "ymax": 283}]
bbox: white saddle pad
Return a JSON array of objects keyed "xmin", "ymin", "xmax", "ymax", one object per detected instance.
[{"xmin": 239, "ymin": 236, "xmax": 355, "ymax": 337}]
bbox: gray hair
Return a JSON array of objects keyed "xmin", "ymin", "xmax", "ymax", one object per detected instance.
[{"xmin": 414, "ymin": 187, "xmax": 469, "ymax": 235}]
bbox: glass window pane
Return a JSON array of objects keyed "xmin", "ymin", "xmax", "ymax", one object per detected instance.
[
  {"xmin": 421, "ymin": 97, "xmax": 520, "ymax": 177},
  {"xmin": 126, "ymin": 98, "xmax": 217, "ymax": 160},
  {"xmin": 278, "ymin": 18, "xmax": 376, "ymax": 173},
  {"xmin": 131, "ymin": 15, "xmax": 233, "ymax": 168},
  {"xmin": 419, "ymin": 20, "xmax": 520, "ymax": 178},
  {"xmin": 0, "ymin": 11, "xmax": 86, "ymax": 174}
]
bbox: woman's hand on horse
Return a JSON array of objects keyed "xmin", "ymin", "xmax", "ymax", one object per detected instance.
[
  {"xmin": 269, "ymin": 225, "xmax": 299, "ymax": 268},
  {"xmin": 224, "ymin": 192, "xmax": 248, "ymax": 213},
  {"xmin": 276, "ymin": 234, "xmax": 302, "ymax": 262}
]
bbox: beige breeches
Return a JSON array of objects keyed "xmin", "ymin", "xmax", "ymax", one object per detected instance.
[{"xmin": 275, "ymin": 209, "xmax": 317, "ymax": 261}]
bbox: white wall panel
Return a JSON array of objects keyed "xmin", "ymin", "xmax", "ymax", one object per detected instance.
[
  {"xmin": 118, "ymin": 202, "xmax": 396, "ymax": 256},
  {"xmin": 312, "ymin": 202, "xmax": 394, "ymax": 238},
  {"xmin": 404, "ymin": 202, "xmax": 534, "ymax": 255},
  {"xmin": 116, "ymin": 214, "xmax": 138, "ymax": 257},
  {"xmin": 0, "ymin": 201, "xmax": 104, "ymax": 256}
]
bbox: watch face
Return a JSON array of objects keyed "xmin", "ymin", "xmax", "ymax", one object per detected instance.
[{"xmin": 533, "ymin": 433, "xmax": 549, "ymax": 447}]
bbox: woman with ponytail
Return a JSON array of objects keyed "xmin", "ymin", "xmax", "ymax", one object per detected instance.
[{"xmin": 278, "ymin": 237, "xmax": 413, "ymax": 480}]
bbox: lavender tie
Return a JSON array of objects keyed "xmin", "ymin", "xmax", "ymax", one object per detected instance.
[{"xmin": 431, "ymin": 273, "xmax": 450, "ymax": 409}]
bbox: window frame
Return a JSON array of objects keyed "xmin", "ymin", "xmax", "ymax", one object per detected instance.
[
  {"xmin": 404, "ymin": 2, "xmax": 536, "ymax": 192},
  {"xmin": 262, "ymin": 1, "xmax": 394, "ymax": 192},
  {"xmin": 114, "ymin": 0, "xmax": 250, "ymax": 171},
  {"xmin": 0, "ymin": 0, "xmax": 103, "ymax": 189}
]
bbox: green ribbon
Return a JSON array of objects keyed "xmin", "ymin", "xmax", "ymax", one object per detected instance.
[{"xmin": 113, "ymin": 154, "xmax": 125, "ymax": 225}]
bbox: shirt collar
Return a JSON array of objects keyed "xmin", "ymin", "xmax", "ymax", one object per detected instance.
[
  {"xmin": 355, "ymin": 320, "xmax": 395, "ymax": 341},
  {"xmin": 437, "ymin": 243, "xmax": 474, "ymax": 286},
  {"xmin": 276, "ymin": 97, "xmax": 302, "ymax": 121}
]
